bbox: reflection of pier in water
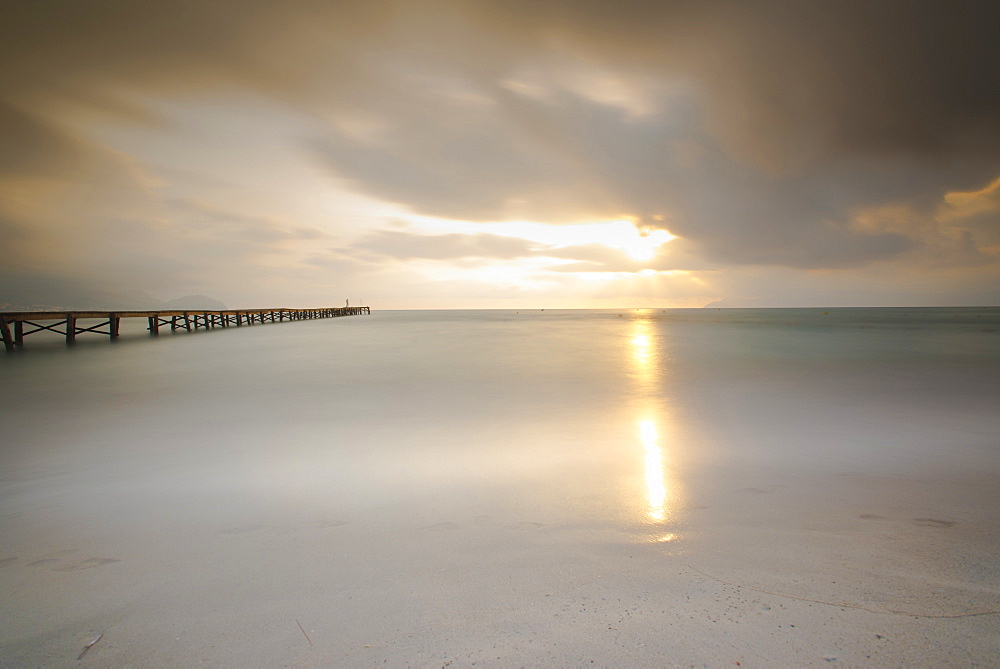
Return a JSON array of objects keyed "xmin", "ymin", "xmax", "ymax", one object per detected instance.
[
  {"xmin": 627, "ymin": 316, "xmax": 680, "ymax": 529},
  {"xmin": 1, "ymin": 306, "xmax": 370, "ymax": 351}
]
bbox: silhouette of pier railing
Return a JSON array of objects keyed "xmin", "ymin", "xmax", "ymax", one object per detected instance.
[{"xmin": 0, "ymin": 306, "xmax": 370, "ymax": 351}]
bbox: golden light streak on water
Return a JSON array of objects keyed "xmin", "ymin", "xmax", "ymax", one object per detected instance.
[
  {"xmin": 628, "ymin": 318, "xmax": 657, "ymax": 392},
  {"xmin": 627, "ymin": 317, "xmax": 678, "ymax": 525},
  {"xmin": 631, "ymin": 333, "xmax": 651, "ymax": 363},
  {"xmin": 640, "ymin": 418, "xmax": 667, "ymax": 521}
]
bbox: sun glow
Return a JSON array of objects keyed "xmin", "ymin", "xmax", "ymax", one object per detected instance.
[
  {"xmin": 619, "ymin": 226, "xmax": 674, "ymax": 261},
  {"xmin": 400, "ymin": 214, "xmax": 675, "ymax": 261}
]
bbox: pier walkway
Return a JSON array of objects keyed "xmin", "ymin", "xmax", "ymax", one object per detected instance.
[{"xmin": 1, "ymin": 306, "xmax": 370, "ymax": 351}]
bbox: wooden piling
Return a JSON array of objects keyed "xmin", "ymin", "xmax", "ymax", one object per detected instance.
[
  {"xmin": 0, "ymin": 317, "xmax": 13, "ymax": 352},
  {"xmin": 66, "ymin": 315, "xmax": 76, "ymax": 344},
  {"xmin": 109, "ymin": 313, "xmax": 120, "ymax": 339},
  {"xmin": 14, "ymin": 320, "xmax": 24, "ymax": 347}
]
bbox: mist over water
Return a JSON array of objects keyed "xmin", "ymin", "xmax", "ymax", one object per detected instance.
[{"xmin": 2, "ymin": 308, "xmax": 999, "ymax": 663}]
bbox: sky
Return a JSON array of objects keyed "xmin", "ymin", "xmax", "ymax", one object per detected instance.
[{"xmin": 1, "ymin": 0, "xmax": 998, "ymax": 309}]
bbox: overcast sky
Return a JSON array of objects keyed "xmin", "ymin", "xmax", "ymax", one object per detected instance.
[{"xmin": 2, "ymin": 0, "xmax": 998, "ymax": 309}]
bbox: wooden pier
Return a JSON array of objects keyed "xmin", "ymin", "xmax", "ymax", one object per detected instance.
[{"xmin": 0, "ymin": 306, "xmax": 370, "ymax": 351}]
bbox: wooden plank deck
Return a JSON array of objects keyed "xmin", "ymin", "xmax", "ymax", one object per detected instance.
[{"xmin": 0, "ymin": 306, "xmax": 370, "ymax": 351}]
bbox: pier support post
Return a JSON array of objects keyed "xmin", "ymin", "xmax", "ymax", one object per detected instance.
[
  {"xmin": 66, "ymin": 315, "xmax": 76, "ymax": 344},
  {"xmin": 14, "ymin": 320, "xmax": 24, "ymax": 345},
  {"xmin": 0, "ymin": 317, "xmax": 13, "ymax": 352},
  {"xmin": 109, "ymin": 313, "xmax": 120, "ymax": 339},
  {"xmin": 184, "ymin": 313, "xmax": 192, "ymax": 332}
]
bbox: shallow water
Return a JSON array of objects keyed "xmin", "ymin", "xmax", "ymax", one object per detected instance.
[{"xmin": 2, "ymin": 307, "xmax": 999, "ymax": 664}]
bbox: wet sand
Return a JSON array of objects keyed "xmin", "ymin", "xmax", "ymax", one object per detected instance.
[
  {"xmin": 1, "ymin": 466, "xmax": 997, "ymax": 667},
  {"xmin": 1, "ymin": 310, "xmax": 998, "ymax": 666}
]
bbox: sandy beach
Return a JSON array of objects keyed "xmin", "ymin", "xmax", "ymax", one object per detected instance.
[{"xmin": 1, "ymin": 309, "xmax": 998, "ymax": 667}]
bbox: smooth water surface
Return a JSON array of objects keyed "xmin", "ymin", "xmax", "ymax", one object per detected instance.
[{"xmin": 2, "ymin": 308, "xmax": 998, "ymax": 665}]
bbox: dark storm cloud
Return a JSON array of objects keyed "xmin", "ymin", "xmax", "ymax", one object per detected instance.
[
  {"xmin": 315, "ymin": 84, "xmax": 923, "ymax": 268},
  {"xmin": 0, "ymin": 103, "xmax": 89, "ymax": 177},
  {"xmin": 2, "ymin": 0, "xmax": 998, "ymax": 280},
  {"xmin": 0, "ymin": 0, "xmax": 387, "ymax": 97},
  {"xmin": 306, "ymin": 0, "xmax": 1000, "ymax": 269},
  {"xmin": 470, "ymin": 0, "xmax": 1000, "ymax": 167}
]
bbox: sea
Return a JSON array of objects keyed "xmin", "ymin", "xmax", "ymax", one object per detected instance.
[{"xmin": 1, "ymin": 307, "xmax": 999, "ymax": 663}]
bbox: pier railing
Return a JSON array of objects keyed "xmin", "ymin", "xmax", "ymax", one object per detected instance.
[{"xmin": 0, "ymin": 306, "xmax": 370, "ymax": 351}]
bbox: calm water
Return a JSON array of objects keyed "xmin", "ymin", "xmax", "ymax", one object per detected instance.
[
  {"xmin": 2, "ymin": 307, "xmax": 999, "ymax": 663},
  {"xmin": 2, "ymin": 307, "xmax": 999, "ymax": 527}
]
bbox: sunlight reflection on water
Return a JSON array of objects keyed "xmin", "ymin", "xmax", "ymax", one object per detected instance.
[
  {"xmin": 627, "ymin": 315, "xmax": 683, "ymax": 535},
  {"xmin": 640, "ymin": 419, "xmax": 666, "ymax": 521}
]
